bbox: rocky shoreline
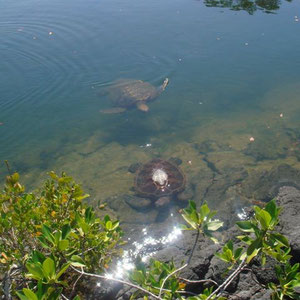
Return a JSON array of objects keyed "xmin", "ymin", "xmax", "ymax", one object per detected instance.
[{"xmin": 96, "ymin": 185, "xmax": 300, "ymax": 299}]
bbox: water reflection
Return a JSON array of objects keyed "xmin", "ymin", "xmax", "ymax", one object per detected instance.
[
  {"xmin": 203, "ymin": 0, "xmax": 293, "ymax": 14},
  {"xmin": 106, "ymin": 226, "xmax": 182, "ymax": 279}
]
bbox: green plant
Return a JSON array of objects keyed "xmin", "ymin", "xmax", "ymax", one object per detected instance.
[
  {"xmin": 0, "ymin": 171, "xmax": 122, "ymax": 299},
  {"xmin": 236, "ymin": 200, "xmax": 290, "ymax": 264},
  {"xmin": 180, "ymin": 201, "xmax": 223, "ymax": 243},
  {"xmin": 268, "ymin": 263, "xmax": 300, "ymax": 300}
]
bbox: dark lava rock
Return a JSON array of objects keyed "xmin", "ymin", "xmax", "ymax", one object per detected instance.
[
  {"xmin": 276, "ymin": 186, "xmax": 300, "ymax": 258},
  {"xmin": 99, "ymin": 182, "xmax": 300, "ymax": 299}
]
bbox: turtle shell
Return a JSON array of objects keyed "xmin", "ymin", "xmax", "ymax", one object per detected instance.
[
  {"xmin": 110, "ymin": 79, "xmax": 158, "ymax": 107},
  {"xmin": 134, "ymin": 159, "xmax": 186, "ymax": 199}
]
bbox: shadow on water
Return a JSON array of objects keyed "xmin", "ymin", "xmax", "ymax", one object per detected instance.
[{"xmin": 202, "ymin": 0, "xmax": 293, "ymax": 14}]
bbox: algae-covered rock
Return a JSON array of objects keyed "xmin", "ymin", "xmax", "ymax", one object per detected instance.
[
  {"xmin": 107, "ymin": 194, "xmax": 158, "ymax": 224},
  {"xmin": 243, "ymin": 129, "xmax": 290, "ymax": 161},
  {"xmin": 241, "ymin": 164, "xmax": 300, "ymax": 201}
]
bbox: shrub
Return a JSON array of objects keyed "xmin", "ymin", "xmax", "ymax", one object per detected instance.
[{"xmin": 0, "ymin": 171, "xmax": 122, "ymax": 299}]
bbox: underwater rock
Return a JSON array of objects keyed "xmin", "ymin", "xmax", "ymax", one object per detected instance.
[
  {"xmin": 128, "ymin": 162, "xmax": 141, "ymax": 173},
  {"xmin": 106, "ymin": 194, "xmax": 158, "ymax": 224},
  {"xmin": 243, "ymin": 131, "xmax": 289, "ymax": 161},
  {"xmin": 241, "ymin": 164, "xmax": 300, "ymax": 201}
]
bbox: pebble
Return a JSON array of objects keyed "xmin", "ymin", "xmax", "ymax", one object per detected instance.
[{"xmin": 249, "ymin": 137, "xmax": 255, "ymax": 142}]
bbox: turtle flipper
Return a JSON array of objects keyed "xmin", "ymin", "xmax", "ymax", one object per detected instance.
[
  {"xmin": 100, "ymin": 107, "xmax": 126, "ymax": 114},
  {"xmin": 136, "ymin": 101, "xmax": 149, "ymax": 112}
]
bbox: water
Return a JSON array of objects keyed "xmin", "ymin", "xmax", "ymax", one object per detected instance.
[{"xmin": 1, "ymin": 0, "xmax": 300, "ymax": 232}]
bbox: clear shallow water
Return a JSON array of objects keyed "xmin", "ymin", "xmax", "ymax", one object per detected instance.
[{"xmin": 1, "ymin": 0, "xmax": 300, "ymax": 231}]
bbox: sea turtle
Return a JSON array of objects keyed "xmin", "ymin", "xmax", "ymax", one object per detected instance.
[
  {"xmin": 100, "ymin": 78, "xmax": 169, "ymax": 114},
  {"xmin": 127, "ymin": 158, "xmax": 186, "ymax": 210}
]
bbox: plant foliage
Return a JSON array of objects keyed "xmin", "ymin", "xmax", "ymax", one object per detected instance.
[{"xmin": 0, "ymin": 171, "xmax": 122, "ymax": 299}]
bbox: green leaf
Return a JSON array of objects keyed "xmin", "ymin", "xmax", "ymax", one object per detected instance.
[
  {"xmin": 181, "ymin": 212, "xmax": 198, "ymax": 229},
  {"xmin": 48, "ymin": 287, "xmax": 63, "ymax": 300},
  {"xmin": 22, "ymin": 289, "xmax": 38, "ymax": 300},
  {"xmin": 256, "ymin": 210, "xmax": 272, "ymax": 230},
  {"xmin": 58, "ymin": 239, "xmax": 69, "ymax": 251},
  {"xmin": 111, "ymin": 221, "xmax": 120, "ymax": 230},
  {"xmin": 54, "ymin": 231, "xmax": 61, "ymax": 245},
  {"xmin": 234, "ymin": 247, "xmax": 243, "ymax": 260},
  {"xmin": 189, "ymin": 200, "xmax": 196, "ymax": 210},
  {"xmin": 206, "ymin": 220, "xmax": 223, "ymax": 231},
  {"xmin": 16, "ymin": 291, "xmax": 28, "ymax": 300},
  {"xmin": 49, "ymin": 171, "xmax": 58, "ymax": 180},
  {"xmin": 236, "ymin": 221, "xmax": 254, "ymax": 232},
  {"xmin": 56, "ymin": 262, "xmax": 71, "ymax": 279},
  {"xmin": 31, "ymin": 251, "xmax": 46, "ymax": 264},
  {"xmin": 130, "ymin": 270, "xmax": 145, "ymax": 284},
  {"xmin": 106, "ymin": 220, "xmax": 113, "ymax": 230},
  {"xmin": 271, "ymin": 233, "xmax": 289, "ymax": 248},
  {"xmin": 42, "ymin": 258, "xmax": 56, "ymax": 280},
  {"xmin": 26, "ymin": 263, "xmax": 44, "ymax": 280},
  {"xmin": 227, "ymin": 240, "xmax": 234, "ymax": 251},
  {"xmin": 199, "ymin": 203, "xmax": 210, "ymax": 219},
  {"xmin": 237, "ymin": 235, "xmax": 252, "ymax": 244},
  {"xmin": 178, "ymin": 224, "xmax": 193, "ymax": 231},
  {"xmin": 71, "ymin": 255, "xmax": 86, "ymax": 267},
  {"xmin": 247, "ymin": 238, "xmax": 262, "ymax": 263},
  {"xmin": 37, "ymin": 236, "xmax": 50, "ymax": 249},
  {"xmin": 11, "ymin": 172, "xmax": 20, "ymax": 183},
  {"xmin": 265, "ymin": 200, "xmax": 277, "ymax": 219},
  {"xmin": 41, "ymin": 224, "xmax": 55, "ymax": 245}
]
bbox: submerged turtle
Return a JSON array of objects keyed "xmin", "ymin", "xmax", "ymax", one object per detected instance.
[
  {"xmin": 100, "ymin": 78, "xmax": 169, "ymax": 114},
  {"xmin": 127, "ymin": 158, "xmax": 186, "ymax": 210}
]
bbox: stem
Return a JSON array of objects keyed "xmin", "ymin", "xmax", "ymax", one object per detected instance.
[
  {"xmin": 158, "ymin": 228, "xmax": 200, "ymax": 298},
  {"xmin": 158, "ymin": 263, "xmax": 188, "ymax": 298},
  {"xmin": 207, "ymin": 258, "xmax": 247, "ymax": 300},
  {"xmin": 4, "ymin": 160, "xmax": 11, "ymax": 175},
  {"xmin": 178, "ymin": 277, "xmax": 218, "ymax": 286},
  {"xmin": 71, "ymin": 266, "xmax": 162, "ymax": 300}
]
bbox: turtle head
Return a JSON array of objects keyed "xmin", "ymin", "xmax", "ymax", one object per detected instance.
[
  {"xmin": 162, "ymin": 78, "xmax": 169, "ymax": 91},
  {"xmin": 157, "ymin": 78, "xmax": 169, "ymax": 94},
  {"xmin": 152, "ymin": 168, "xmax": 168, "ymax": 187}
]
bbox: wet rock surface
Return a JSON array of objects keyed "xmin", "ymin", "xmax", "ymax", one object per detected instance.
[{"xmin": 99, "ymin": 185, "xmax": 300, "ymax": 299}]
